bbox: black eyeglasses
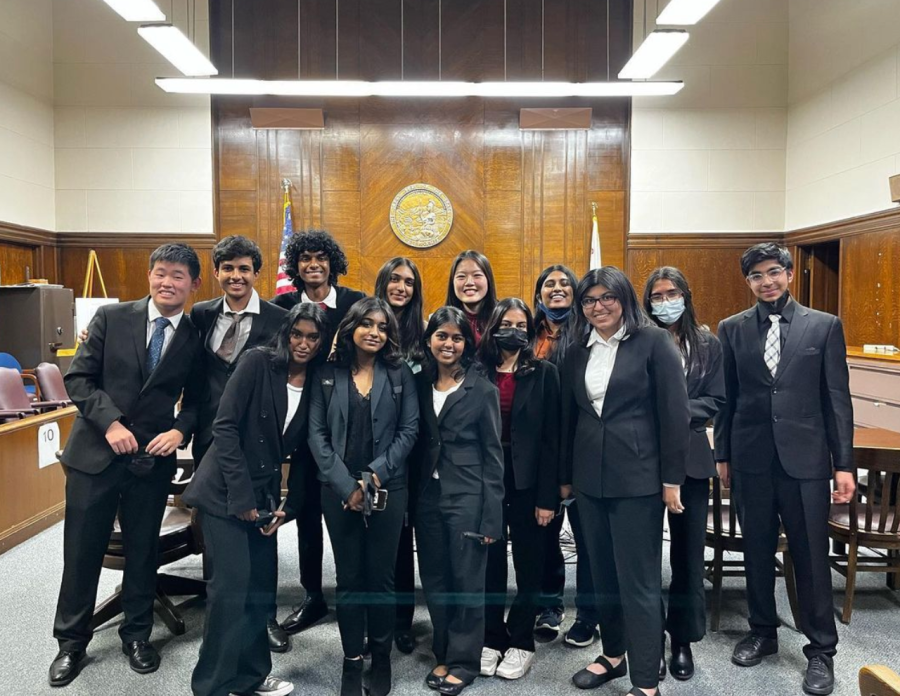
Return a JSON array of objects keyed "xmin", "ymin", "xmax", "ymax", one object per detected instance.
[
  {"xmin": 649, "ymin": 290, "xmax": 684, "ymax": 305},
  {"xmin": 747, "ymin": 266, "xmax": 786, "ymax": 284},
  {"xmin": 580, "ymin": 293, "xmax": 618, "ymax": 308}
]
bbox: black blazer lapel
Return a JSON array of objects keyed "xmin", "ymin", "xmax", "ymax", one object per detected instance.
[
  {"xmin": 272, "ymin": 364, "xmax": 288, "ymax": 443},
  {"xmin": 131, "ymin": 298, "xmax": 150, "ymax": 386},
  {"xmin": 418, "ymin": 375, "xmax": 440, "ymax": 438},
  {"xmin": 571, "ymin": 343, "xmax": 601, "ymax": 423},
  {"xmin": 370, "ymin": 362, "xmax": 387, "ymax": 416},
  {"xmin": 142, "ymin": 315, "xmax": 191, "ymax": 393},
  {"xmin": 739, "ymin": 309, "xmax": 772, "ymax": 383},
  {"xmin": 282, "ymin": 379, "xmax": 309, "ymax": 452},
  {"xmin": 598, "ymin": 336, "xmax": 632, "ymax": 421},
  {"xmin": 775, "ymin": 305, "xmax": 810, "ymax": 380},
  {"xmin": 437, "ymin": 370, "xmax": 474, "ymax": 426},
  {"xmin": 334, "ymin": 367, "xmax": 350, "ymax": 425},
  {"xmin": 511, "ymin": 367, "xmax": 536, "ymax": 421}
]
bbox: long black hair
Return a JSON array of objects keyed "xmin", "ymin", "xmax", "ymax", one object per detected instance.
[
  {"xmin": 422, "ymin": 306, "xmax": 480, "ymax": 383},
  {"xmin": 532, "ymin": 264, "xmax": 579, "ymax": 367},
  {"xmin": 642, "ymin": 266, "xmax": 712, "ymax": 378},
  {"xmin": 572, "ymin": 266, "xmax": 652, "ymax": 342},
  {"xmin": 477, "ymin": 298, "xmax": 539, "ymax": 379},
  {"xmin": 374, "ymin": 257, "xmax": 425, "ymax": 364},
  {"xmin": 332, "ymin": 297, "xmax": 402, "ymax": 369},
  {"xmin": 445, "ymin": 250, "xmax": 498, "ymax": 330},
  {"xmin": 260, "ymin": 302, "xmax": 329, "ymax": 368}
]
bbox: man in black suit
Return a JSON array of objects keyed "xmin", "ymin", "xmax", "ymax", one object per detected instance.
[
  {"xmin": 714, "ymin": 243, "xmax": 855, "ymax": 696},
  {"xmin": 49, "ymin": 244, "xmax": 205, "ymax": 687},
  {"xmin": 188, "ymin": 235, "xmax": 289, "ymax": 652},
  {"xmin": 272, "ymin": 229, "xmax": 366, "ymax": 635}
]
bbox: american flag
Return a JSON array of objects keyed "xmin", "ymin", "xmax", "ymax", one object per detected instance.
[{"xmin": 275, "ymin": 185, "xmax": 294, "ymax": 295}]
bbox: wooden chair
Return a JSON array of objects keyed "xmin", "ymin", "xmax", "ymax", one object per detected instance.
[
  {"xmin": 859, "ymin": 665, "xmax": 900, "ymax": 696},
  {"xmin": 705, "ymin": 477, "xmax": 801, "ymax": 632},
  {"xmin": 91, "ymin": 457, "xmax": 206, "ymax": 636},
  {"xmin": 828, "ymin": 441, "xmax": 900, "ymax": 624}
]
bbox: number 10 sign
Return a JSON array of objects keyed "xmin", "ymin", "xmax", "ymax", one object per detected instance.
[{"xmin": 38, "ymin": 422, "xmax": 61, "ymax": 469}]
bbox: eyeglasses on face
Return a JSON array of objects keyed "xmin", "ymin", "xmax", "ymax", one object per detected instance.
[
  {"xmin": 649, "ymin": 290, "xmax": 684, "ymax": 305},
  {"xmin": 580, "ymin": 293, "xmax": 618, "ymax": 308},
  {"xmin": 746, "ymin": 266, "xmax": 786, "ymax": 284}
]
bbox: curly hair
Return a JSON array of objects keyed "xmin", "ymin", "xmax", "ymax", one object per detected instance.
[
  {"xmin": 332, "ymin": 297, "xmax": 402, "ymax": 369},
  {"xmin": 282, "ymin": 229, "xmax": 349, "ymax": 289}
]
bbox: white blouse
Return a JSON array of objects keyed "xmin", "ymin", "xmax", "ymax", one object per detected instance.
[{"xmin": 584, "ymin": 324, "xmax": 627, "ymax": 419}]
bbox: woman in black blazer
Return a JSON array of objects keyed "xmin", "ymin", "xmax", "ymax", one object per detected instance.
[
  {"xmin": 414, "ymin": 307, "xmax": 504, "ymax": 696},
  {"xmin": 476, "ymin": 297, "xmax": 560, "ymax": 680},
  {"xmin": 561, "ymin": 267, "xmax": 690, "ymax": 696},
  {"xmin": 183, "ymin": 303, "xmax": 328, "ymax": 696},
  {"xmin": 643, "ymin": 267, "xmax": 725, "ymax": 682},
  {"xmin": 308, "ymin": 297, "xmax": 419, "ymax": 696}
]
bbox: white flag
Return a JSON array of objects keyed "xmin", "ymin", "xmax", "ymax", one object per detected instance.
[{"xmin": 590, "ymin": 209, "xmax": 602, "ymax": 269}]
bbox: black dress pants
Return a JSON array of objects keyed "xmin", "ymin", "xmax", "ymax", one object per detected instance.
[
  {"xmin": 664, "ymin": 475, "xmax": 709, "ymax": 644},
  {"xmin": 191, "ymin": 512, "xmax": 275, "ymax": 696},
  {"xmin": 394, "ymin": 514, "xmax": 415, "ymax": 632},
  {"xmin": 576, "ymin": 492, "xmax": 665, "ymax": 691},
  {"xmin": 321, "ymin": 486, "xmax": 407, "ymax": 657},
  {"xmin": 54, "ymin": 457, "xmax": 173, "ymax": 652},
  {"xmin": 297, "ymin": 462, "xmax": 325, "ymax": 601},
  {"xmin": 540, "ymin": 499, "xmax": 599, "ymax": 624},
  {"xmin": 416, "ymin": 479, "xmax": 488, "ymax": 685},
  {"xmin": 731, "ymin": 457, "xmax": 837, "ymax": 658}
]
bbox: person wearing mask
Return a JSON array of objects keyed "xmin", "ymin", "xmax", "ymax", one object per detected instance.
[
  {"xmin": 642, "ymin": 267, "xmax": 725, "ymax": 681},
  {"xmin": 414, "ymin": 307, "xmax": 504, "ymax": 696},
  {"xmin": 531, "ymin": 264, "xmax": 600, "ymax": 648},
  {"xmin": 444, "ymin": 250, "xmax": 498, "ymax": 346},
  {"xmin": 274, "ymin": 229, "xmax": 366, "ymax": 637},
  {"xmin": 714, "ymin": 243, "xmax": 855, "ymax": 696},
  {"xmin": 183, "ymin": 302, "xmax": 328, "ymax": 696},
  {"xmin": 561, "ymin": 267, "xmax": 689, "ymax": 696},
  {"xmin": 477, "ymin": 298, "xmax": 560, "ymax": 680},
  {"xmin": 373, "ymin": 257, "xmax": 426, "ymax": 655},
  {"xmin": 308, "ymin": 297, "xmax": 420, "ymax": 696}
]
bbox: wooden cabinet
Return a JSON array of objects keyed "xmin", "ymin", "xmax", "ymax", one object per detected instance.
[{"xmin": 848, "ymin": 348, "xmax": 900, "ymax": 433}]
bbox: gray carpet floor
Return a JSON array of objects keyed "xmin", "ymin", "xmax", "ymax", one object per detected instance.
[{"xmin": 1, "ymin": 521, "xmax": 899, "ymax": 696}]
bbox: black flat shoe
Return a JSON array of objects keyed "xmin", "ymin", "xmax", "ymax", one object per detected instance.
[
  {"xmin": 627, "ymin": 688, "xmax": 660, "ymax": 695},
  {"xmin": 425, "ymin": 671, "xmax": 445, "ymax": 690},
  {"xmin": 122, "ymin": 640, "xmax": 160, "ymax": 674},
  {"xmin": 395, "ymin": 630, "xmax": 415, "ymax": 654},
  {"xmin": 341, "ymin": 657, "xmax": 364, "ymax": 696},
  {"xmin": 670, "ymin": 643, "xmax": 694, "ymax": 681},
  {"xmin": 267, "ymin": 618, "xmax": 291, "ymax": 653},
  {"xmin": 803, "ymin": 655, "xmax": 835, "ymax": 695},
  {"xmin": 437, "ymin": 677, "xmax": 468, "ymax": 696},
  {"xmin": 731, "ymin": 633, "xmax": 778, "ymax": 667},
  {"xmin": 49, "ymin": 650, "xmax": 85, "ymax": 687},
  {"xmin": 280, "ymin": 596, "xmax": 328, "ymax": 635},
  {"xmin": 659, "ymin": 656, "xmax": 667, "ymax": 681},
  {"xmin": 572, "ymin": 655, "xmax": 628, "ymax": 690}
]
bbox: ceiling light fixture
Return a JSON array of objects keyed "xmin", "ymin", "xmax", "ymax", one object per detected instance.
[
  {"xmin": 155, "ymin": 78, "xmax": 684, "ymax": 97},
  {"xmin": 656, "ymin": 0, "xmax": 723, "ymax": 25},
  {"xmin": 618, "ymin": 30, "xmax": 689, "ymax": 80},
  {"xmin": 138, "ymin": 24, "xmax": 218, "ymax": 76},
  {"xmin": 101, "ymin": 0, "xmax": 166, "ymax": 22}
]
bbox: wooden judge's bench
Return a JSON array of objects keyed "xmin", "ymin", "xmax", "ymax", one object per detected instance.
[{"xmin": 847, "ymin": 348, "xmax": 900, "ymax": 433}]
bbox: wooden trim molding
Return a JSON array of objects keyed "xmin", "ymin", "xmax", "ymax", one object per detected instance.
[
  {"xmin": 784, "ymin": 206, "xmax": 900, "ymax": 245},
  {"xmin": 0, "ymin": 221, "xmax": 56, "ymax": 247},
  {"xmin": 56, "ymin": 232, "xmax": 218, "ymax": 249},
  {"xmin": 627, "ymin": 232, "xmax": 782, "ymax": 249},
  {"xmin": 0, "ymin": 501, "xmax": 65, "ymax": 555},
  {"xmin": 0, "ymin": 406, "xmax": 77, "ymax": 436}
]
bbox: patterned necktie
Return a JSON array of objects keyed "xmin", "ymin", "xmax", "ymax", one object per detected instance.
[
  {"xmin": 317, "ymin": 302, "xmax": 328, "ymax": 311},
  {"xmin": 146, "ymin": 317, "xmax": 171, "ymax": 374},
  {"xmin": 764, "ymin": 314, "xmax": 781, "ymax": 377},
  {"xmin": 215, "ymin": 312, "xmax": 245, "ymax": 362}
]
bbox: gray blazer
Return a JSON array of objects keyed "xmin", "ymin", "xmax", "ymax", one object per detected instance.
[{"xmin": 308, "ymin": 361, "xmax": 420, "ymax": 502}]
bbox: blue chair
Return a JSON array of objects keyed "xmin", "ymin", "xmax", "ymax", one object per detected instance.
[{"xmin": 0, "ymin": 352, "xmax": 37, "ymax": 397}]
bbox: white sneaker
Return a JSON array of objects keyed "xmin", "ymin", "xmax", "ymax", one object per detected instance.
[
  {"xmin": 254, "ymin": 676, "xmax": 294, "ymax": 696},
  {"xmin": 495, "ymin": 648, "xmax": 535, "ymax": 680},
  {"xmin": 480, "ymin": 647, "xmax": 503, "ymax": 677}
]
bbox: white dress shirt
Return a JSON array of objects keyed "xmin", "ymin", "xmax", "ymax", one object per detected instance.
[
  {"xmin": 146, "ymin": 301, "xmax": 183, "ymax": 357},
  {"xmin": 301, "ymin": 285, "xmax": 337, "ymax": 308},
  {"xmin": 584, "ymin": 324, "xmax": 627, "ymax": 419},
  {"xmin": 284, "ymin": 384, "xmax": 303, "ymax": 434},
  {"xmin": 431, "ymin": 382, "xmax": 463, "ymax": 479},
  {"xmin": 208, "ymin": 289, "xmax": 261, "ymax": 357}
]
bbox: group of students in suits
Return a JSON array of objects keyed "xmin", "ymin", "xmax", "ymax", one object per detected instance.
[{"xmin": 47, "ymin": 229, "xmax": 855, "ymax": 696}]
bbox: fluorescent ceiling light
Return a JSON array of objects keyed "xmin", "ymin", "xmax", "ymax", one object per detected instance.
[
  {"xmin": 102, "ymin": 0, "xmax": 166, "ymax": 22},
  {"xmin": 138, "ymin": 24, "xmax": 218, "ymax": 77},
  {"xmin": 154, "ymin": 78, "xmax": 684, "ymax": 97},
  {"xmin": 657, "ymin": 0, "xmax": 723, "ymax": 25},
  {"xmin": 618, "ymin": 30, "xmax": 689, "ymax": 80}
]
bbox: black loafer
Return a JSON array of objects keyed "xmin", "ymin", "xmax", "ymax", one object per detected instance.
[
  {"xmin": 395, "ymin": 630, "xmax": 415, "ymax": 654},
  {"xmin": 268, "ymin": 618, "xmax": 291, "ymax": 653},
  {"xmin": 425, "ymin": 671, "xmax": 445, "ymax": 690},
  {"xmin": 280, "ymin": 596, "xmax": 328, "ymax": 635},
  {"xmin": 732, "ymin": 633, "xmax": 778, "ymax": 667},
  {"xmin": 803, "ymin": 655, "xmax": 835, "ymax": 695},
  {"xmin": 49, "ymin": 650, "xmax": 85, "ymax": 687},
  {"xmin": 122, "ymin": 640, "xmax": 160, "ymax": 674},
  {"xmin": 659, "ymin": 656, "xmax": 667, "ymax": 681},
  {"xmin": 572, "ymin": 655, "xmax": 628, "ymax": 689},
  {"xmin": 670, "ymin": 643, "xmax": 694, "ymax": 681}
]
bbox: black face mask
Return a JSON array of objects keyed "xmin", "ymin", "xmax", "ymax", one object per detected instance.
[{"xmin": 494, "ymin": 328, "xmax": 529, "ymax": 351}]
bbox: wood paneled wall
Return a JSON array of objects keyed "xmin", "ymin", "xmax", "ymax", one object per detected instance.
[{"xmin": 211, "ymin": 0, "xmax": 632, "ymax": 309}]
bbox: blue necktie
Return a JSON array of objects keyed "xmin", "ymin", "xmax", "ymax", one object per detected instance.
[{"xmin": 146, "ymin": 317, "xmax": 171, "ymax": 374}]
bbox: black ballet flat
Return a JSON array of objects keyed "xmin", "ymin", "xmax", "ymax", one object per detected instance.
[
  {"xmin": 437, "ymin": 678, "xmax": 467, "ymax": 696},
  {"xmin": 425, "ymin": 670, "xmax": 445, "ymax": 690},
  {"xmin": 572, "ymin": 655, "xmax": 628, "ymax": 690},
  {"xmin": 627, "ymin": 688, "xmax": 660, "ymax": 695}
]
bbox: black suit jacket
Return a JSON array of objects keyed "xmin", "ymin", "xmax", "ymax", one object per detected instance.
[
  {"xmin": 271, "ymin": 285, "xmax": 366, "ymax": 342},
  {"xmin": 501, "ymin": 360, "xmax": 561, "ymax": 510},
  {"xmin": 189, "ymin": 296, "xmax": 287, "ymax": 450},
  {"xmin": 62, "ymin": 297, "xmax": 203, "ymax": 475},
  {"xmin": 183, "ymin": 349, "xmax": 308, "ymax": 517},
  {"xmin": 560, "ymin": 325, "xmax": 690, "ymax": 498},
  {"xmin": 684, "ymin": 332, "xmax": 726, "ymax": 480},
  {"xmin": 713, "ymin": 301, "xmax": 854, "ymax": 478},
  {"xmin": 413, "ymin": 367, "xmax": 505, "ymax": 539},
  {"xmin": 308, "ymin": 361, "xmax": 420, "ymax": 502}
]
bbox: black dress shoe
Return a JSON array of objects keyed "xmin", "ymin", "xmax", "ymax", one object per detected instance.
[
  {"xmin": 425, "ymin": 670, "xmax": 445, "ymax": 690},
  {"xmin": 803, "ymin": 655, "xmax": 835, "ymax": 695},
  {"xmin": 659, "ymin": 656, "xmax": 667, "ymax": 681},
  {"xmin": 267, "ymin": 618, "xmax": 291, "ymax": 653},
  {"xmin": 731, "ymin": 633, "xmax": 778, "ymax": 667},
  {"xmin": 280, "ymin": 596, "xmax": 328, "ymax": 635},
  {"xmin": 49, "ymin": 650, "xmax": 85, "ymax": 687},
  {"xmin": 395, "ymin": 630, "xmax": 415, "ymax": 654},
  {"xmin": 122, "ymin": 640, "xmax": 160, "ymax": 674},
  {"xmin": 572, "ymin": 655, "xmax": 628, "ymax": 689},
  {"xmin": 669, "ymin": 643, "xmax": 694, "ymax": 681}
]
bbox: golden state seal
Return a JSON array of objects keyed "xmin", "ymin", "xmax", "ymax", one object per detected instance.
[{"xmin": 389, "ymin": 183, "xmax": 453, "ymax": 248}]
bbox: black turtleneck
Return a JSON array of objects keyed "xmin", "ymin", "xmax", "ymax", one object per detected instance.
[{"xmin": 756, "ymin": 292, "xmax": 794, "ymax": 351}]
